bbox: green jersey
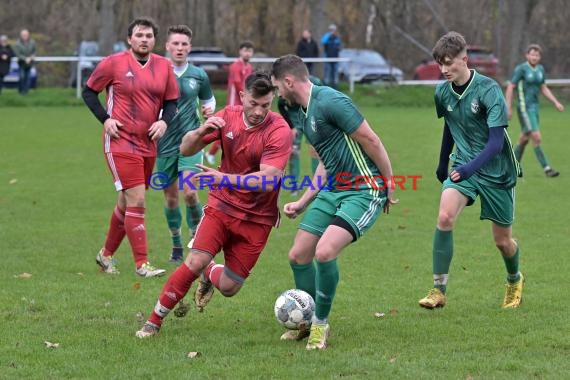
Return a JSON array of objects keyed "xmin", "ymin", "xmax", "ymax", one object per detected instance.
[
  {"xmin": 435, "ymin": 71, "xmax": 519, "ymax": 189},
  {"xmin": 158, "ymin": 64, "xmax": 213, "ymax": 157},
  {"xmin": 300, "ymin": 85, "xmax": 383, "ymax": 191},
  {"xmin": 510, "ymin": 62, "xmax": 545, "ymax": 111}
]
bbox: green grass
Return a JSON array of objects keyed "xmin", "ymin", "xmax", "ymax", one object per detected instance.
[{"xmin": 1, "ymin": 88, "xmax": 570, "ymax": 379}]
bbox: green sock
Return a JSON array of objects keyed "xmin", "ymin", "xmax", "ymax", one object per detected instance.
[
  {"xmin": 533, "ymin": 146, "xmax": 550, "ymax": 168},
  {"xmin": 433, "ymin": 228, "xmax": 453, "ymax": 293},
  {"xmin": 164, "ymin": 207, "xmax": 182, "ymax": 247},
  {"xmin": 289, "ymin": 154, "xmax": 300, "ymax": 191},
  {"xmin": 311, "ymin": 157, "xmax": 319, "ymax": 174},
  {"xmin": 514, "ymin": 144, "xmax": 524, "ymax": 162},
  {"xmin": 186, "ymin": 204, "xmax": 203, "ymax": 233},
  {"xmin": 503, "ymin": 246, "xmax": 521, "ymax": 283},
  {"xmin": 290, "ymin": 261, "xmax": 316, "ymax": 299},
  {"xmin": 315, "ymin": 259, "xmax": 339, "ymax": 321}
]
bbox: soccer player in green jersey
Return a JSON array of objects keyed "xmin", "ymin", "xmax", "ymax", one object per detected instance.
[
  {"xmin": 418, "ymin": 31, "xmax": 524, "ymax": 311},
  {"xmin": 157, "ymin": 25, "xmax": 216, "ymax": 263},
  {"xmin": 277, "ymin": 75, "xmax": 322, "ymax": 196},
  {"xmin": 272, "ymin": 55, "xmax": 397, "ymax": 350},
  {"xmin": 505, "ymin": 44, "xmax": 564, "ymax": 177}
]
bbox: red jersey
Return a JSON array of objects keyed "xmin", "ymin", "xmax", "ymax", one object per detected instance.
[
  {"xmin": 86, "ymin": 51, "xmax": 179, "ymax": 156},
  {"xmin": 203, "ymin": 107, "xmax": 292, "ymax": 226},
  {"xmin": 226, "ymin": 59, "xmax": 253, "ymax": 106}
]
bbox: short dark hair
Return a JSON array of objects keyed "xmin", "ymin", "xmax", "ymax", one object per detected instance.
[
  {"xmin": 271, "ymin": 54, "xmax": 309, "ymax": 81},
  {"xmin": 128, "ymin": 17, "xmax": 158, "ymax": 38},
  {"xmin": 526, "ymin": 43, "xmax": 542, "ymax": 54},
  {"xmin": 239, "ymin": 40, "xmax": 255, "ymax": 50},
  {"xmin": 432, "ymin": 31, "xmax": 467, "ymax": 65},
  {"xmin": 167, "ymin": 25, "xmax": 193, "ymax": 39},
  {"xmin": 244, "ymin": 71, "xmax": 274, "ymax": 98}
]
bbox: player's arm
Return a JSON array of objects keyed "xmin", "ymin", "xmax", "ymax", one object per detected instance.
[
  {"xmin": 82, "ymin": 85, "xmax": 123, "ymax": 139},
  {"xmin": 194, "ymin": 163, "xmax": 284, "ymax": 193},
  {"xmin": 541, "ymin": 84, "xmax": 564, "ymax": 111},
  {"xmin": 504, "ymin": 82, "xmax": 516, "ymax": 119},
  {"xmin": 180, "ymin": 115, "xmax": 224, "ymax": 156},
  {"xmin": 451, "ymin": 126, "xmax": 505, "ymax": 182},
  {"xmin": 436, "ymin": 122, "xmax": 454, "ymax": 183},
  {"xmin": 350, "ymin": 120, "xmax": 393, "ymax": 186}
]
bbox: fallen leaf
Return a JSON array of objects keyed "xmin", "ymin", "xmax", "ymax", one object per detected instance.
[
  {"xmin": 389, "ymin": 356, "xmax": 397, "ymax": 363},
  {"xmin": 77, "ymin": 272, "xmax": 84, "ymax": 276},
  {"xmin": 133, "ymin": 282, "xmax": 141, "ymax": 290},
  {"xmin": 389, "ymin": 308, "xmax": 399, "ymax": 316},
  {"xmin": 16, "ymin": 273, "xmax": 32, "ymax": 279},
  {"xmin": 397, "ymin": 225, "xmax": 407, "ymax": 230},
  {"xmin": 9, "ymin": 179, "xmax": 18, "ymax": 185},
  {"xmin": 187, "ymin": 351, "xmax": 202, "ymax": 359},
  {"xmin": 374, "ymin": 312, "xmax": 386, "ymax": 318},
  {"xmin": 44, "ymin": 341, "xmax": 60, "ymax": 349},
  {"xmin": 136, "ymin": 312, "xmax": 144, "ymax": 322},
  {"xmin": 104, "ymin": 302, "xmax": 111, "ymax": 308}
]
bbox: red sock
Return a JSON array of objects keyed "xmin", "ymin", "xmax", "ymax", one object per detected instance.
[
  {"xmin": 103, "ymin": 206, "xmax": 125, "ymax": 256},
  {"xmin": 148, "ymin": 264, "xmax": 198, "ymax": 327},
  {"xmin": 208, "ymin": 264, "xmax": 224, "ymax": 289},
  {"xmin": 124, "ymin": 206, "xmax": 147, "ymax": 267}
]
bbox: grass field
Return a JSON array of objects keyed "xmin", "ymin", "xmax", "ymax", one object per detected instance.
[{"xmin": 1, "ymin": 88, "xmax": 569, "ymax": 379}]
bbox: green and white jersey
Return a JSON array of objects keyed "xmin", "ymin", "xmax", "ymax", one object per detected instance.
[
  {"xmin": 158, "ymin": 64, "xmax": 214, "ymax": 157},
  {"xmin": 510, "ymin": 62, "xmax": 545, "ymax": 111},
  {"xmin": 435, "ymin": 70, "xmax": 519, "ymax": 189},
  {"xmin": 301, "ymin": 85, "xmax": 383, "ymax": 191}
]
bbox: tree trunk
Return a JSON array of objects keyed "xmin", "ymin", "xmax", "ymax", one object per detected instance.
[{"xmin": 98, "ymin": 0, "xmax": 116, "ymax": 55}]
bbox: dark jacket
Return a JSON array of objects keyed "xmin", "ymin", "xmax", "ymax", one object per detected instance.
[
  {"xmin": 321, "ymin": 32, "xmax": 342, "ymax": 58},
  {"xmin": 0, "ymin": 44, "xmax": 14, "ymax": 76},
  {"xmin": 296, "ymin": 38, "xmax": 319, "ymax": 59}
]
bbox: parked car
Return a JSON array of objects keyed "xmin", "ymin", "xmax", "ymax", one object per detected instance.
[
  {"xmin": 413, "ymin": 45, "xmax": 499, "ymax": 80},
  {"xmin": 69, "ymin": 40, "xmax": 127, "ymax": 87},
  {"xmin": 188, "ymin": 47, "xmax": 229, "ymax": 85},
  {"xmin": 338, "ymin": 49, "xmax": 404, "ymax": 83},
  {"xmin": 2, "ymin": 60, "xmax": 38, "ymax": 88}
]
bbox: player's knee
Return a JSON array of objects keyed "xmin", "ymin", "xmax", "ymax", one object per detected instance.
[
  {"xmin": 494, "ymin": 237, "xmax": 513, "ymax": 255},
  {"xmin": 314, "ymin": 243, "xmax": 338, "ymax": 263},
  {"xmin": 218, "ymin": 282, "xmax": 241, "ymax": 297},
  {"xmin": 437, "ymin": 210, "xmax": 456, "ymax": 230},
  {"xmin": 288, "ymin": 246, "xmax": 313, "ymax": 264},
  {"xmin": 184, "ymin": 191, "xmax": 199, "ymax": 205}
]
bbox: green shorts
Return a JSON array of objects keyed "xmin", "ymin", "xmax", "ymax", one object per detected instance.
[
  {"xmin": 156, "ymin": 151, "xmax": 204, "ymax": 185},
  {"xmin": 443, "ymin": 176, "xmax": 515, "ymax": 227},
  {"xmin": 299, "ymin": 189, "xmax": 386, "ymax": 240},
  {"xmin": 517, "ymin": 106, "xmax": 539, "ymax": 133}
]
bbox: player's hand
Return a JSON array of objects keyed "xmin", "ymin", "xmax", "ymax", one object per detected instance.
[
  {"xmin": 383, "ymin": 182, "xmax": 399, "ymax": 214},
  {"xmin": 555, "ymin": 101, "xmax": 564, "ymax": 112},
  {"xmin": 507, "ymin": 108, "xmax": 513, "ymax": 120},
  {"xmin": 149, "ymin": 120, "xmax": 168, "ymax": 141},
  {"xmin": 201, "ymin": 105, "xmax": 214, "ymax": 119},
  {"xmin": 201, "ymin": 116, "xmax": 225, "ymax": 134},
  {"xmin": 193, "ymin": 164, "xmax": 223, "ymax": 186},
  {"xmin": 283, "ymin": 201, "xmax": 306, "ymax": 219},
  {"xmin": 449, "ymin": 169, "xmax": 462, "ymax": 182},
  {"xmin": 103, "ymin": 118, "xmax": 123, "ymax": 139}
]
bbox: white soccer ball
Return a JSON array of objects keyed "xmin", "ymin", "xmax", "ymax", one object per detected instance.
[{"xmin": 274, "ymin": 289, "xmax": 315, "ymax": 330}]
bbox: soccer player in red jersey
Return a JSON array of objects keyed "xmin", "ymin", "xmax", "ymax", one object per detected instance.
[
  {"xmin": 82, "ymin": 17, "xmax": 179, "ymax": 278},
  {"xmin": 205, "ymin": 41, "xmax": 255, "ymax": 164},
  {"xmin": 136, "ymin": 71, "xmax": 292, "ymax": 338}
]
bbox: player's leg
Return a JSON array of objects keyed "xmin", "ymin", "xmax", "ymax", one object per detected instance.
[
  {"xmin": 121, "ymin": 155, "xmax": 164, "ymax": 277},
  {"xmin": 180, "ymin": 152, "xmax": 204, "ymax": 238},
  {"xmin": 528, "ymin": 125, "xmax": 558, "ymax": 177},
  {"xmin": 480, "ymin": 185, "xmax": 524, "ymax": 308},
  {"xmin": 419, "ymin": 182, "xmax": 471, "ymax": 309},
  {"xmin": 157, "ymin": 156, "xmax": 184, "ymax": 262}
]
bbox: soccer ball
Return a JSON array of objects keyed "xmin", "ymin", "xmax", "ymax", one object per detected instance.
[{"xmin": 274, "ymin": 289, "xmax": 315, "ymax": 330}]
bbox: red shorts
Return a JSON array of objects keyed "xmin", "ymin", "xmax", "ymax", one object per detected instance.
[
  {"xmin": 192, "ymin": 206, "xmax": 272, "ymax": 282},
  {"xmin": 105, "ymin": 152, "xmax": 155, "ymax": 191}
]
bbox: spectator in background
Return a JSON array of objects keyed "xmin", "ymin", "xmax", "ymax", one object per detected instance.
[
  {"xmin": 296, "ymin": 29, "xmax": 319, "ymax": 74},
  {"xmin": 321, "ymin": 24, "xmax": 341, "ymax": 89},
  {"xmin": 13, "ymin": 29, "xmax": 36, "ymax": 95},
  {"xmin": 0, "ymin": 35, "xmax": 15, "ymax": 94},
  {"xmin": 205, "ymin": 41, "xmax": 255, "ymax": 164}
]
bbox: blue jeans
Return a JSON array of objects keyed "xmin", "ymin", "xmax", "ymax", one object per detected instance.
[
  {"xmin": 18, "ymin": 65, "xmax": 32, "ymax": 94},
  {"xmin": 324, "ymin": 62, "xmax": 338, "ymax": 88}
]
